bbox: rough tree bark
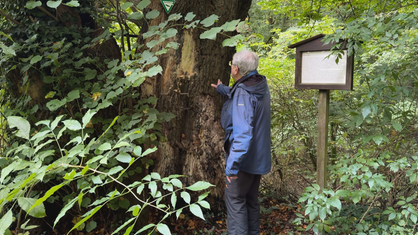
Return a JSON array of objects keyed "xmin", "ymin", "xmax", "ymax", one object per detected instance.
[{"xmin": 140, "ymin": 0, "xmax": 252, "ymax": 201}]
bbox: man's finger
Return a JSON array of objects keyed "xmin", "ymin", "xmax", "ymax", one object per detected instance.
[
  {"xmin": 227, "ymin": 176, "xmax": 231, "ymax": 183},
  {"xmin": 211, "ymin": 84, "xmax": 217, "ymax": 88}
]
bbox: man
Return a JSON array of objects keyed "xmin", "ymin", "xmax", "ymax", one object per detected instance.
[{"xmin": 211, "ymin": 50, "xmax": 271, "ymax": 234}]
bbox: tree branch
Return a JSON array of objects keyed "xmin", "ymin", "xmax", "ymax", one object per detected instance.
[
  {"xmin": 36, "ymin": 6, "xmax": 58, "ymax": 22},
  {"xmin": 0, "ymin": 9, "xmax": 20, "ymax": 25}
]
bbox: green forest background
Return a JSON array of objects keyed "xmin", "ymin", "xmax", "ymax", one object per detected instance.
[{"xmin": 1, "ymin": 0, "xmax": 418, "ymax": 234}]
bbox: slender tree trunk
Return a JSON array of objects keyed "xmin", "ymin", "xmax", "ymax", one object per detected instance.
[{"xmin": 140, "ymin": 0, "xmax": 252, "ymax": 200}]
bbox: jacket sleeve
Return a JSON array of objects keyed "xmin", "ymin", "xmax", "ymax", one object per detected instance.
[
  {"xmin": 225, "ymin": 87, "xmax": 254, "ymax": 176},
  {"xmin": 216, "ymin": 84, "xmax": 231, "ymax": 96}
]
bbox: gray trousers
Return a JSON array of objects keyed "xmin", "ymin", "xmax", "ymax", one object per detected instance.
[{"xmin": 225, "ymin": 171, "xmax": 261, "ymax": 235}]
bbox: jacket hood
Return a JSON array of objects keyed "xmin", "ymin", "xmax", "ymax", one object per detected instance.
[{"xmin": 237, "ymin": 74, "xmax": 268, "ymax": 100}]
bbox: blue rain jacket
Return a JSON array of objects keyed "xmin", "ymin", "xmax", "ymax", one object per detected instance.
[{"xmin": 217, "ymin": 71, "xmax": 271, "ymax": 176}]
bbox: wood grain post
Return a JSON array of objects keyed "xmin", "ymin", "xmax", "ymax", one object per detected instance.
[{"xmin": 317, "ymin": 90, "xmax": 329, "ymax": 190}]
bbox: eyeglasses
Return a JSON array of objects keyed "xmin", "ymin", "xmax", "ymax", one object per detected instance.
[{"xmin": 229, "ymin": 61, "xmax": 236, "ymax": 66}]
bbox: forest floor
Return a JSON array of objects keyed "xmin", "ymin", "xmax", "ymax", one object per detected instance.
[{"xmin": 151, "ymin": 196, "xmax": 313, "ymax": 235}]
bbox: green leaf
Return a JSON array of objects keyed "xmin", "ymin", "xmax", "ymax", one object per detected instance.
[
  {"xmin": 18, "ymin": 197, "xmax": 46, "ymax": 218},
  {"xmin": 134, "ymin": 146, "xmax": 142, "ymax": 156},
  {"xmin": 221, "ymin": 20, "xmax": 240, "ymax": 31},
  {"xmin": 142, "ymin": 146, "xmax": 157, "ymax": 157},
  {"xmin": 121, "ymin": 2, "xmax": 133, "ymax": 10},
  {"xmin": 128, "ymin": 12, "xmax": 143, "ymax": 20},
  {"xmin": 46, "ymin": 99, "xmax": 66, "ymax": 111},
  {"xmin": 86, "ymin": 220, "xmax": 97, "ymax": 232},
  {"xmin": 25, "ymin": 1, "xmax": 42, "ymax": 9},
  {"xmin": 116, "ymin": 153, "xmax": 132, "ymax": 163},
  {"xmin": 186, "ymin": 181, "xmax": 214, "ymax": 191},
  {"xmin": 68, "ymin": 206, "xmax": 102, "ymax": 234},
  {"xmin": 197, "ymin": 200, "xmax": 210, "ymax": 209},
  {"xmin": 98, "ymin": 143, "xmax": 112, "ymax": 151},
  {"xmin": 146, "ymin": 10, "xmax": 160, "ymax": 19},
  {"xmin": 200, "ymin": 27, "xmax": 222, "ymax": 40},
  {"xmin": 108, "ymin": 166, "xmax": 124, "ymax": 175},
  {"xmin": 190, "ymin": 204, "xmax": 205, "ymax": 220},
  {"xmin": 67, "ymin": 89, "xmax": 80, "ymax": 102},
  {"xmin": 46, "ymin": 0, "xmax": 62, "ymax": 8},
  {"xmin": 328, "ymin": 196, "xmax": 341, "ymax": 210},
  {"xmin": 91, "ymin": 175, "xmax": 103, "ymax": 184},
  {"xmin": 151, "ymin": 172, "xmax": 161, "ymax": 180},
  {"xmin": 171, "ymin": 193, "xmax": 177, "ymax": 208},
  {"xmin": 63, "ymin": 0, "xmax": 79, "ymax": 7},
  {"xmin": 21, "ymin": 219, "xmax": 39, "ymax": 230},
  {"xmin": 82, "ymin": 110, "xmax": 97, "ymax": 128},
  {"xmin": 171, "ymin": 178, "xmax": 183, "ymax": 188},
  {"xmin": 156, "ymin": 223, "xmax": 171, "ymax": 235},
  {"xmin": 200, "ymin": 14, "xmax": 219, "ymax": 27},
  {"xmin": 391, "ymin": 121, "xmax": 402, "ymax": 132},
  {"xmin": 28, "ymin": 184, "xmax": 64, "ymax": 215},
  {"xmin": 319, "ymin": 207, "xmax": 326, "ymax": 221},
  {"xmin": 137, "ymin": 0, "xmax": 151, "ymax": 10},
  {"xmin": 137, "ymin": 184, "xmax": 145, "ymax": 195},
  {"xmin": 185, "ymin": 12, "xmax": 196, "ymax": 21},
  {"xmin": 147, "ymin": 65, "xmax": 163, "ymax": 77},
  {"xmin": 112, "ymin": 218, "xmax": 135, "ymax": 235},
  {"xmin": 181, "ymin": 191, "xmax": 190, "ymax": 204},
  {"xmin": 54, "ymin": 197, "xmax": 78, "ymax": 226},
  {"xmin": 63, "ymin": 120, "xmax": 82, "ymax": 131},
  {"xmin": 362, "ymin": 106, "xmax": 371, "ymax": 119},
  {"xmin": 0, "ymin": 210, "xmax": 13, "ymax": 235},
  {"xmin": 149, "ymin": 181, "xmax": 157, "ymax": 195},
  {"xmin": 7, "ymin": 116, "xmax": 30, "ymax": 140},
  {"xmin": 373, "ymin": 134, "xmax": 388, "ymax": 145},
  {"xmin": 135, "ymin": 224, "xmax": 155, "ymax": 235},
  {"xmin": 51, "ymin": 115, "xmax": 64, "ymax": 130},
  {"xmin": 30, "ymin": 55, "xmax": 43, "ymax": 64}
]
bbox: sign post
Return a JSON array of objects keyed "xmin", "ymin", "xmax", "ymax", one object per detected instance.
[{"xmin": 288, "ymin": 34, "xmax": 354, "ymax": 190}]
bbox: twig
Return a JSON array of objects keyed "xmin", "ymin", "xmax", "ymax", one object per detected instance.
[
  {"xmin": 0, "ymin": 9, "xmax": 20, "ymax": 25},
  {"xmin": 36, "ymin": 6, "xmax": 58, "ymax": 22}
]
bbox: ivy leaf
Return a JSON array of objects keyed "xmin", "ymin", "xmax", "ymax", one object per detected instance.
[
  {"xmin": 46, "ymin": 99, "xmax": 66, "ymax": 111},
  {"xmin": 200, "ymin": 14, "xmax": 219, "ymax": 27},
  {"xmin": 7, "ymin": 116, "xmax": 30, "ymax": 140},
  {"xmin": 200, "ymin": 27, "xmax": 222, "ymax": 40},
  {"xmin": 146, "ymin": 10, "xmax": 160, "ymax": 19},
  {"xmin": 25, "ymin": 1, "xmax": 42, "ymax": 9},
  {"xmin": 46, "ymin": 0, "xmax": 62, "ymax": 8},
  {"xmin": 185, "ymin": 12, "xmax": 196, "ymax": 21},
  {"xmin": 156, "ymin": 223, "xmax": 171, "ymax": 235},
  {"xmin": 84, "ymin": 68, "xmax": 97, "ymax": 80},
  {"xmin": 137, "ymin": 0, "xmax": 151, "ymax": 10},
  {"xmin": 190, "ymin": 204, "xmax": 205, "ymax": 220},
  {"xmin": 186, "ymin": 181, "xmax": 214, "ymax": 191}
]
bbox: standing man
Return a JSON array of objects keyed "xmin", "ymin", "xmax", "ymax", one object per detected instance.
[{"xmin": 211, "ymin": 50, "xmax": 271, "ymax": 235}]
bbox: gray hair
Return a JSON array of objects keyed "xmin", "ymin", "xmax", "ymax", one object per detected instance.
[{"xmin": 233, "ymin": 50, "xmax": 259, "ymax": 77}]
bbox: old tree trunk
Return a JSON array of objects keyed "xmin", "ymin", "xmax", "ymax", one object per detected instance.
[{"xmin": 141, "ymin": 0, "xmax": 252, "ymax": 201}]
